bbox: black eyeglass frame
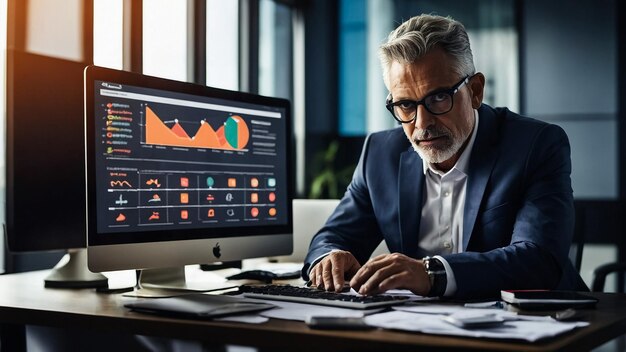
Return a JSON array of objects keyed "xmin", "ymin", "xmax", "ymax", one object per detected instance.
[{"xmin": 385, "ymin": 75, "xmax": 471, "ymax": 124}]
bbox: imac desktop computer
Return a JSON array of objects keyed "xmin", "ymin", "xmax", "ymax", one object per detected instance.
[
  {"xmin": 4, "ymin": 50, "xmax": 107, "ymax": 288},
  {"xmin": 84, "ymin": 66, "xmax": 293, "ymax": 294}
]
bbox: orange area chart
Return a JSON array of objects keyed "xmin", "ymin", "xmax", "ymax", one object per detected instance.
[{"xmin": 145, "ymin": 106, "xmax": 250, "ymax": 150}]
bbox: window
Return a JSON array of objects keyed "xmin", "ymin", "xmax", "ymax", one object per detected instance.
[
  {"xmin": 143, "ymin": 0, "xmax": 187, "ymax": 81},
  {"xmin": 26, "ymin": 0, "xmax": 83, "ymax": 61},
  {"xmin": 338, "ymin": 0, "xmax": 367, "ymax": 136},
  {"xmin": 259, "ymin": 0, "xmax": 293, "ymax": 100},
  {"xmin": 206, "ymin": 0, "xmax": 239, "ymax": 90},
  {"xmin": 93, "ymin": 0, "xmax": 123, "ymax": 69}
]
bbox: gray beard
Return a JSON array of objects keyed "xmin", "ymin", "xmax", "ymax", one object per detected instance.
[{"xmin": 410, "ymin": 134, "xmax": 464, "ymax": 164}]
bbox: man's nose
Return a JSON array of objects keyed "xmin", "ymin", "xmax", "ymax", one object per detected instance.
[{"xmin": 413, "ymin": 105, "xmax": 435, "ymax": 130}]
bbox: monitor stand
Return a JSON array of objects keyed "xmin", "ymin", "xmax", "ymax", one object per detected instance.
[
  {"xmin": 44, "ymin": 248, "xmax": 109, "ymax": 288},
  {"xmin": 200, "ymin": 260, "xmax": 242, "ymax": 271},
  {"xmin": 123, "ymin": 267, "xmax": 238, "ymax": 298}
]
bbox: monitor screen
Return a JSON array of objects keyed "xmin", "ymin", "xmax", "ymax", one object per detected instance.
[{"xmin": 84, "ymin": 66, "xmax": 293, "ymax": 274}]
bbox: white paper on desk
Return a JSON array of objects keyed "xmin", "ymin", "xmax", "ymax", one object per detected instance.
[
  {"xmin": 380, "ymin": 289, "xmax": 436, "ymax": 300},
  {"xmin": 241, "ymin": 297, "xmax": 381, "ymax": 321},
  {"xmin": 252, "ymin": 262, "xmax": 303, "ymax": 275},
  {"xmin": 394, "ymin": 304, "xmax": 503, "ymax": 315},
  {"xmin": 364, "ymin": 311, "xmax": 588, "ymax": 342}
]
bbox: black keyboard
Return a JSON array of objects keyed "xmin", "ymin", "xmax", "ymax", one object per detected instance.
[{"xmin": 239, "ymin": 284, "xmax": 410, "ymax": 309}]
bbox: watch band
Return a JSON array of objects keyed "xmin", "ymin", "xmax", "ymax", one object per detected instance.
[{"xmin": 423, "ymin": 256, "xmax": 447, "ymax": 297}]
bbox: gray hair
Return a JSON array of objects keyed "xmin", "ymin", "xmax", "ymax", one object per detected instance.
[{"xmin": 379, "ymin": 14, "xmax": 475, "ymax": 89}]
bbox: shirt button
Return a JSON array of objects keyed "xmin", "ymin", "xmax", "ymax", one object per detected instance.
[
  {"xmin": 443, "ymin": 191, "xmax": 450, "ymax": 197},
  {"xmin": 443, "ymin": 241, "xmax": 452, "ymax": 249}
]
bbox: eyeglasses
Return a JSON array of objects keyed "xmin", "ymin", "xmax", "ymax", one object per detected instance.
[{"xmin": 385, "ymin": 75, "xmax": 470, "ymax": 124}]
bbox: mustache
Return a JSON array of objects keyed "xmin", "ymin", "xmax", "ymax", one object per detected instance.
[{"xmin": 412, "ymin": 127, "xmax": 450, "ymax": 141}]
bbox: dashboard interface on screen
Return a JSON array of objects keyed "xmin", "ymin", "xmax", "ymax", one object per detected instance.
[{"xmin": 90, "ymin": 78, "xmax": 290, "ymax": 243}]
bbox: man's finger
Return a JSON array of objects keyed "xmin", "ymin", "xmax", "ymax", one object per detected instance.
[
  {"xmin": 328, "ymin": 255, "xmax": 346, "ymax": 292},
  {"xmin": 357, "ymin": 261, "xmax": 399, "ymax": 295},
  {"xmin": 309, "ymin": 264, "xmax": 319, "ymax": 287},
  {"xmin": 350, "ymin": 256, "xmax": 387, "ymax": 290},
  {"xmin": 321, "ymin": 259, "xmax": 334, "ymax": 291}
]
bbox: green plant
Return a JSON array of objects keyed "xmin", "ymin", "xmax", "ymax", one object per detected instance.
[{"xmin": 308, "ymin": 140, "xmax": 356, "ymax": 199}]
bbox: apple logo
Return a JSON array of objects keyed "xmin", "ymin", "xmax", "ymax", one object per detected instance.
[{"xmin": 213, "ymin": 242, "xmax": 221, "ymax": 258}]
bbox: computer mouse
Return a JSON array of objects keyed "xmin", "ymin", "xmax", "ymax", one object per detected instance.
[{"xmin": 226, "ymin": 270, "xmax": 277, "ymax": 282}]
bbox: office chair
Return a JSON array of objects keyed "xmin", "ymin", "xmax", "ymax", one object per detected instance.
[
  {"xmin": 574, "ymin": 200, "xmax": 626, "ymax": 293},
  {"xmin": 570, "ymin": 203, "xmax": 586, "ymax": 273},
  {"xmin": 591, "ymin": 262, "xmax": 626, "ymax": 351},
  {"xmin": 592, "ymin": 262, "xmax": 626, "ymax": 293}
]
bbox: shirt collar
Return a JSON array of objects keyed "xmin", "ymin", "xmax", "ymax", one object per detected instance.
[{"xmin": 422, "ymin": 109, "xmax": 480, "ymax": 177}]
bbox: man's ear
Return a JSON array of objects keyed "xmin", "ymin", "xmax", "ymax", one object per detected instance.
[{"xmin": 468, "ymin": 73, "xmax": 485, "ymax": 109}]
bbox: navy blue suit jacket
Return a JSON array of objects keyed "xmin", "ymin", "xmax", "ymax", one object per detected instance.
[{"xmin": 303, "ymin": 104, "xmax": 587, "ymax": 298}]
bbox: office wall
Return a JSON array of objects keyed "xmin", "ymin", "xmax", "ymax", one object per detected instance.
[{"xmin": 522, "ymin": 0, "xmax": 617, "ymax": 199}]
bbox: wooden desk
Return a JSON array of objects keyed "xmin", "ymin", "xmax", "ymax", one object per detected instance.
[{"xmin": 1, "ymin": 270, "xmax": 626, "ymax": 352}]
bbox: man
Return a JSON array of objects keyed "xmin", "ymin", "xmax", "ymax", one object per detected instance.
[{"xmin": 303, "ymin": 14, "xmax": 587, "ymax": 299}]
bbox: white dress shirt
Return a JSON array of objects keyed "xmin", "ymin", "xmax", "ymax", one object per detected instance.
[{"xmin": 420, "ymin": 110, "xmax": 479, "ymax": 296}]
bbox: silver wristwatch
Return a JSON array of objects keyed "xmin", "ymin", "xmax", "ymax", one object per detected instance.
[{"xmin": 422, "ymin": 256, "xmax": 447, "ymax": 297}]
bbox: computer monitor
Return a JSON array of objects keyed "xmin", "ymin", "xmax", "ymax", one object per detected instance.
[
  {"xmin": 4, "ymin": 50, "xmax": 107, "ymax": 288},
  {"xmin": 84, "ymin": 66, "xmax": 293, "ymax": 293}
]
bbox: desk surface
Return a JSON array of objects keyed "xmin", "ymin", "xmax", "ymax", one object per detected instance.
[{"xmin": 1, "ymin": 270, "xmax": 626, "ymax": 352}]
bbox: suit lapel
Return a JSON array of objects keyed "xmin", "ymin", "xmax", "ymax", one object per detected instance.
[
  {"xmin": 398, "ymin": 149, "xmax": 424, "ymax": 256},
  {"xmin": 462, "ymin": 106, "xmax": 500, "ymax": 251}
]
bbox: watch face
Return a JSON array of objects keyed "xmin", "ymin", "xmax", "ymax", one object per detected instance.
[
  {"xmin": 427, "ymin": 258, "xmax": 445, "ymax": 272},
  {"xmin": 423, "ymin": 257, "xmax": 446, "ymax": 297},
  {"xmin": 423, "ymin": 256, "xmax": 433, "ymax": 270}
]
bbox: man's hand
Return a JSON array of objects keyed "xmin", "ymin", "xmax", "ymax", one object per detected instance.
[
  {"xmin": 309, "ymin": 250, "xmax": 361, "ymax": 292},
  {"xmin": 349, "ymin": 253, "xmax": 431, "ymax": 296}
]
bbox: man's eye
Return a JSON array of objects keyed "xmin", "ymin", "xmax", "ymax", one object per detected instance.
[
  {"xmin": 430, "ymin": 93, "xmax": 449, "ymax": 103},
  {"xmin": 398, "ymin": 101, "xmax": 416, "ymax": 110}
]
